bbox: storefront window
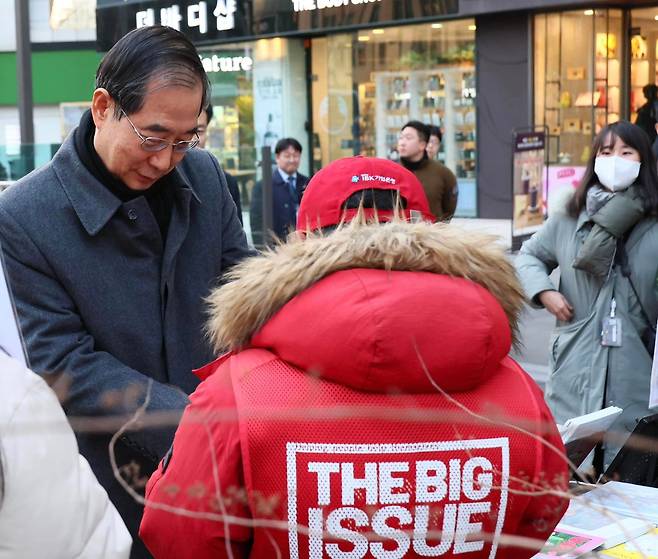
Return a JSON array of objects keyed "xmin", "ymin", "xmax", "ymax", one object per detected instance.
[
  {"xmin": 630, "ymin": 8, "xmax": 658, "ymax": 124},
  {"xmin": 199, "ymin": 38, "xmax": 308, "ymax": 238},
  {"xmin": 199, "ymin": 43, "xmax": 256, "ymax": 213},
  {"xmin": 311, "ymin": 20, "xmax": 477, "ymax": 217},
  {"xmin": 534, "ymin": 9, "xmax": 622, "ymax": 196}
]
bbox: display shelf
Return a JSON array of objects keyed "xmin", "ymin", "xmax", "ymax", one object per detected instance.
[
  {"xmin": 543, "ymin": 60, "xmax": 619, "ymax": 162},
  {"xmin": 371, "ymin": 66, "xmax": 476, "ymax": 179},
  {"xmin": 535, "ymin": 12, "xmax": 623, "ymax": 166}
]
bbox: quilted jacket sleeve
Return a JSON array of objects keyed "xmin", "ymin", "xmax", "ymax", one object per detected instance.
[
  {"xmin": 515, "ymin": 215, "xmax": 562, "ymax": 307},
  {"xmin": 0, "ymin": 355, "xmax": 132, "ymax": 559}
]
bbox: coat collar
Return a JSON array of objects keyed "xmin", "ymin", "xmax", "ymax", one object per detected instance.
[{"xmin": 53, "ymin": 131, "xmax": 200, "ymax": 236}]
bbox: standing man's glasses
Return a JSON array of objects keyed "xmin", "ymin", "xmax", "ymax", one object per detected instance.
[{"xmin": 121, "ymin": 109, "xmax": 200, "ymax": 153}]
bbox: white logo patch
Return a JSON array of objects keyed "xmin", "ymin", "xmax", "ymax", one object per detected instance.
[{"xmin": 286, "ymin": 439, "xmax": 510, "ymax": 559}]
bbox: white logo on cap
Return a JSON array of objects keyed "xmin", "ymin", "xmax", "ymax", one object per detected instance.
[{"xmin": 358, "ymin": 173, "xmax": 397, "ymax": 184}]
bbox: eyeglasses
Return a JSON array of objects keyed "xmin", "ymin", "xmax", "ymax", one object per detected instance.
[{"xmin": 121, "ymin": 109, "xmax": 200, "ymax": 153}]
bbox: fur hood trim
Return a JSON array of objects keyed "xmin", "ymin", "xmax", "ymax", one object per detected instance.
[{"xmin": 206, "ymin": 221, "xmax": 524, "ymax": 352}]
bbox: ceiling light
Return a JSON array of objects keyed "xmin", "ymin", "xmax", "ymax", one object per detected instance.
[
  {"xmin": 584, "ymin": 9, "xmax": 594, "ymax": 15},
  {"xmin": 468, "ymin": 24, "xmax": 477, "ymax": 31},
  {"xmin": 654, "ymin": 14, "xmax": 658, "ymax": 20},
  {"xmin": 372, "ymin": 29, "xmax": 384, "ymax": 35},
  {"xmin": 431, "ymin": 23, "xmax": 443, "ymax": 29},
  {"xmin": 357, "ymin": 36, "xmax": 370, "ymax": 42}
]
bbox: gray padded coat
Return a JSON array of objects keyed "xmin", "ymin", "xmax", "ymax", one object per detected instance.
[{"xmin": 516, "ymin": 208, "xmax": 658, "ymax": 467}]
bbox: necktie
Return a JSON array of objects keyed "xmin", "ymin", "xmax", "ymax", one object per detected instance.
[{"xmin": 287, "ymin": 176, "xmax": 298, "ymax": 205}]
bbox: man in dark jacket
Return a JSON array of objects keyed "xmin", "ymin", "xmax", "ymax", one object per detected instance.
[
  {"xmin": 0, "ymin": 25, "xmax": 250, "ymax": 558},
  {"xmin": 249, "ymin": 137, "xmax": 309, "ymax": 246},
  {"xmin": 635, "ymin": 83, "xmax": 658, "ymax": 143},
  {"xmin": 398, "ymin": 120, "xmax": 458, "ymax": 221}
]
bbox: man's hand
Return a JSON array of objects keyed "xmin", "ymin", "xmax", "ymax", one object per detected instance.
[{"xmin": 538, "ymin": 290, "xmax": 574, "ymax": 322}]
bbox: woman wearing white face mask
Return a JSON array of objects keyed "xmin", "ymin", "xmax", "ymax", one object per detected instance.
[{"xmin": 516, "ymin": 121, "xmax": 658, "ymax": 474}]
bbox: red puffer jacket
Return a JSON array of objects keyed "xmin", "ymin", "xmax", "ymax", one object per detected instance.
[{"xmin": 140, "ymin": 221, "xmax": 568, "ymax": 558}]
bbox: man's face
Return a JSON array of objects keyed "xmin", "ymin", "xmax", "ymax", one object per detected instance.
[
  {"xmin": 426, "ymin": 134, "xmax": 441, "ymax": 160},
  {"xmin": 197, "ymin": 110, "xmax": 209, "ymax": 149},
  {"xmin": 92, "ymin": 80, "xmax": 203, "ymax": 190},
  {"xmin": 276, "ymin": 146, "xmax": 302, "ymax": 175},
  {"xmin": 397, "ymin": 127, "xmax": 426, "ymax": 161}
]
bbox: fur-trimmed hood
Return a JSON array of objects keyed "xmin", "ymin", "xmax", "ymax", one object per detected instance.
[{"xmin": 206, "ymin": 221, "xmax": 525, "ymax": 393}]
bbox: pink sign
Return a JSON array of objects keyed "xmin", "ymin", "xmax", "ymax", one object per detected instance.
[{"xmin": 543, "ymin": 165, "xmax": 586, "ymax": 212}]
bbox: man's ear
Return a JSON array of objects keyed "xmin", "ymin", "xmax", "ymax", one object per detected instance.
[
  {"xmin": 654, "ymin": 122, "xmax": 658, "ymax": 135},
  {"xmin": 91, "ymin": 88, "xmax": 114, "ymax": 129}
]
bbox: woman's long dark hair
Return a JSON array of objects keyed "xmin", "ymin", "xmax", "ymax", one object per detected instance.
[{"xmin": 567, "ymin": 120, "xmax": 658, "ymax": 217}]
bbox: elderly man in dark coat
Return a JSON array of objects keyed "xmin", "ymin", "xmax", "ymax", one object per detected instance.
[{"xmin": 0, "ymin": 26, "xmax": 250, "ymax": 558}]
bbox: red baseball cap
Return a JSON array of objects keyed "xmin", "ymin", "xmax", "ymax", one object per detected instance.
[{"xmin": 296, "ymin": 156, "xmax": 436, "ymax": 232}]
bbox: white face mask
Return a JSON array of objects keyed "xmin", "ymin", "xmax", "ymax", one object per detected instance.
[{"xmin": 594, "ymin": 155, "xmax": 641, "ymax": 192}]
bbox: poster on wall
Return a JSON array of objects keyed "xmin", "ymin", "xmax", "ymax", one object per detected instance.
[{"xmin": 512, "ymin": 130, "xmax": 546, "ymax": 239}]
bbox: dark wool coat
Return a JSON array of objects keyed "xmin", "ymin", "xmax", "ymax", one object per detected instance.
[{"xmin": 0, "ymin": 132, "xmax": 250, "ymax": 557}]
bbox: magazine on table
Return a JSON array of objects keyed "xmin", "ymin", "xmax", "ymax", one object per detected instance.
[
  {"xmin": 600, "ymin": 528, "xmax": 658, "ymax": 558},
  {"xmin": 531, "ymin": 527, "xmax": 605, "ymax": 558},
  {"xmin": 557, "ymin": 406, "xmax": 622, "ymax": 468},
  {"xmin": 555, "ymin": 490, "xmax": 653, "ymax": 550},
  {"xmin": 558, "ymin": 406, "xmax": 623, "ymax": 445},
  {"xmin": 579, "ymin": 481, "xmax": 658, "ymax": 525}
]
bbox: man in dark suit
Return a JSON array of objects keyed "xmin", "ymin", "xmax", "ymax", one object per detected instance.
[{"xmin": 250, "ymin": 137, "xmax": 308, "ymax": 246}]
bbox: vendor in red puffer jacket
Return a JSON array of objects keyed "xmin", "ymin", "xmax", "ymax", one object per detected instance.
[{"xmin": 140, "ymin": 157, "xmax": 568, "ymax": 558}]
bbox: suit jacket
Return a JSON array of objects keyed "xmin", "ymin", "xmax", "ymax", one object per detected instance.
[
  {"xmin": 0, "ymin": 133, "xmax": 250, "ymax": 557},
  {"xmin": 249, "ymin": 169, "xmax": 308, "ymax": 246}
]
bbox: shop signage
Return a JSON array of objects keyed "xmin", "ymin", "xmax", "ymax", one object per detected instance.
[
  {"xmin": 96, "ymin": 0, "xmax": 459, "ymax": 50},
  {"xmin": 292, "ymin": 0, "xmax": 382, "ymax": 13},
  {"xmin": 199, "ymin": 54, "xmax": 253, "ymax": 73},
  {"xmin": 135, "ymin": 1, "xmax": 236, "ymax": 34}
]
